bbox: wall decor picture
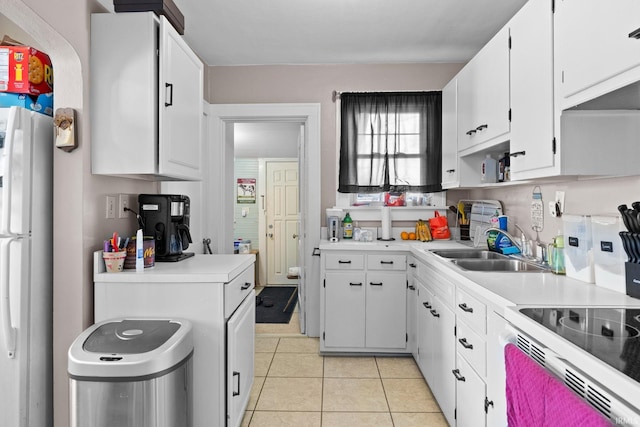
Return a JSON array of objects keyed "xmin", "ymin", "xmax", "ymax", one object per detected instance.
[{"xmin": 237, "ymin": 178, "xmax": 256, "ymax": 203}]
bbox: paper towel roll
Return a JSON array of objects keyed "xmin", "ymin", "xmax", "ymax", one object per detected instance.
[{"xmin": 381, "ymin": 207, "xmax": 391, "ymax": 240}]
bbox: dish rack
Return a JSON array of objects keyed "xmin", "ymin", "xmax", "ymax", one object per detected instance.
[{"xmin": 456, "ymin": 200, "xmax": 503, "ymax": 246}]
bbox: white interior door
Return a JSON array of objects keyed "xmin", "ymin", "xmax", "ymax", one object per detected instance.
[
  {"xmin": 296, "ymin": 124, "xmax": 306, "ymax": 333},
  {"xmin": 266, "ymin": 161, "xmax": 298, "ymax": 285}
]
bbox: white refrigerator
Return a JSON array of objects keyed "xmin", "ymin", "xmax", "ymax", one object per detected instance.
[{"xmin": 0, "ymin": 106, "xmax": 53, "ymax": 427}]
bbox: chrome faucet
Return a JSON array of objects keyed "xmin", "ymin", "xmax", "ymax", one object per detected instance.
[{"xmin": 484, "ymin": 227, "xmax": 522, "ymax": 252}]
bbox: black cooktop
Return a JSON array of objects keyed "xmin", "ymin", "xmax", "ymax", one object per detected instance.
[{"xmin": 519, "ymin": 307, "xmax": 640, "ymax": 383}]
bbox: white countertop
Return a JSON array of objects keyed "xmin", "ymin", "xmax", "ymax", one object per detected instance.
[
  {"xmin": 94, "ymin": 252, "xmax": 255, "ymax": 283},
  {"xmin": 321, "ymin": 239, "xmax": 640, "ymax": 310}
]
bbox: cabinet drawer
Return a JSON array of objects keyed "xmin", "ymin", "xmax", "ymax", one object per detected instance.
[
  {"xmin": 456, "ymin": 288, "xmax": 487, "ymax": 335},
  {"xmin": 225, "ymin": 265, "xmax": 255, "ymax": 318},
  {"xmin": 456, "ymin": 320, "xmax": 486, "ymax": 377},
  {"xmin": 325, "ymin": 253, "xmax": 365, "ymax": 270},
  {"xmin": 417, "ymin": 261, "xmax": 455, "ymax": 308},
  {"xmin": 367, "ymin": 254, "xmax": 406, "ymax": 271}
]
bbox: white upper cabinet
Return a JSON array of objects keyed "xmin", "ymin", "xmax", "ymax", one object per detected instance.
[
  {"xmin": 441, "ymin": 78, "xmax": 459, "ymax": 188},
  {"xmin": 555, "ymin": 0, "xmax": 640, "ymax": 109},
  {"xmin": 91, "ymin": 12, "xmax": 203, "ymax": 181},
  {"xmin": 509, "ymin": 0, "xmax": 555, "ymax": 179},
  {"xmin": 457, "ymin": 26, "xmax": 510, "ymax": 153}
]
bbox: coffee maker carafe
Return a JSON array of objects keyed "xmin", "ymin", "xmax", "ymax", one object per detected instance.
[{"xmin": 138, "ymin": 194, "xmax": 194, "ymax": 261}]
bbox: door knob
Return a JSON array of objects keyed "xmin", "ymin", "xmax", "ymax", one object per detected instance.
[
  {"xmin": 268, "ymin": 233, "xmax": 274, "ymax": 238},
  {"xmin": 292, "ymin": 234, "xmax": 298, "ymax": 239}
]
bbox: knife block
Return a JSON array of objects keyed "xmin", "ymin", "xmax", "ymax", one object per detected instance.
[{"xmin": 624, "ymin": 262, "xmax": 640, "ymax": 298}]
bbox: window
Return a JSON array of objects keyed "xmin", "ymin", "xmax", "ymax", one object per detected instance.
[{"xmin": 338, "ymin": 92, "xmax": 442, "ymax": 194}]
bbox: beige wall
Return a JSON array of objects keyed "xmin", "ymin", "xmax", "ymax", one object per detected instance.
[
  {"xmin": 2, "ymin": 1, "xmax": 156, "ymax": 425},
  {"xmin": 207, "ymin": 63, "xmax": 465, "ymax": 217}
]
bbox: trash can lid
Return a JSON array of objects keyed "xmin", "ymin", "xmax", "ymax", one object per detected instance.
[
  {"xmin": 83, "ymin": 319, "xmax": 180, "ymax": 354},
  {"xmin": 68, "ymin": 318, "xmax": 193, "ymax": 381}
]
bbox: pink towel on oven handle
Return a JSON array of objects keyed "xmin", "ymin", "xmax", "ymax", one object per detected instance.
[{"xmin": 504, "ymin": 343, "xmax": 612, "ymax": 427}]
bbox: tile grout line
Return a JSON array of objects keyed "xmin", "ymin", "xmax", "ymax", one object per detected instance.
[{"xmin": 375, "ymin": 356, "xmax": 396, "ymax": 427}]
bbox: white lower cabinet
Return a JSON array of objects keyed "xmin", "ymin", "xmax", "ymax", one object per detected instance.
[
  {"xmin": 486, "ymin": 311, "xmax": 508, "ymax": 427},
  {"xmin": 455, "ymin": 354, "xmax": 487, "ymax": 427},
  {"xmin": 323, "ymin": 271, "xmax": 367, "ymax": 348},
  {"xmin": 321, "ymin": 251, "xmax": 407, "ymax": 352},
  {"xmin": 226, "ymin": 294, "xmax": 255, "ymax": 427},
  {"xmin": 416, "ymin": 265, "xmax": 456, "ymax": 426}
]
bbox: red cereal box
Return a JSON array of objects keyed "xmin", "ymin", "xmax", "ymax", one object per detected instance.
[{"xmin": 0, "ymin": 45, "xmax": 53, "ymax": 95}]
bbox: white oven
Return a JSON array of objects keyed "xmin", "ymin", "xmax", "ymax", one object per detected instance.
[{"xmin": 504, "ymin": 306, "xmax": 640, "ymax": 426}]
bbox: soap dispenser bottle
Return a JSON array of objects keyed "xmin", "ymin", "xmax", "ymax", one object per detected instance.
[{"xmin": 549, "ymin": 234, "xmax": 566, "ymax": 275}]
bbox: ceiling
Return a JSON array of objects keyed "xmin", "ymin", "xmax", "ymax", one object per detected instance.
[{"xmin": 172, "ymin": 0, "xmax": 528, "ymax": 66}]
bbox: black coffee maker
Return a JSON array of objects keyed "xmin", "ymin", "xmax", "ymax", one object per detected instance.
[{"xmin": 138, "ymin": 194, "xmax": 194, "ymax": 262}]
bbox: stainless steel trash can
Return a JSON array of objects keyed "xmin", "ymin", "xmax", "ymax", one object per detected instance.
[{"xmin": 68, "ymin": 318, "xmax": 193, "ymax": 427}]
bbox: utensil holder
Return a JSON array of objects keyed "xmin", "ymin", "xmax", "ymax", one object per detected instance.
[{"xmin": 102, "ymin": 251, "xmax": 127, "ymax": 273}]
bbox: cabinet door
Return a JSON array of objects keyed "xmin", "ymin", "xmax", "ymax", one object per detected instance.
[
  {"xmin": 555, "ymin": 0, "xmax": 640, "ymax": 107},
  {"xmin": 455, "ymin": 354, "xmax": 487, "ymax": 427},
  {"xmin": 324, "ymin": 272, "xmax": 366, "ymax": 348},
  {"xmin": 441, "ymin": 78, "xmax": 459, "ymax": 188},
  {"xmin": 407, "ymin": 260, "xmax": 418, "ymax": 358},
  {"xmin": 458, "ymin": 27, "xmax": 510, "ymax": 152},
  {"xmin": 431, "ymin": 296, "xmax": 457, "ymax": 427},
  {"xmin": 416, "ymin": 280, "xmax": 435, "ymax": 379},
  {"xmin": 472, "ymin": 26, "xmax": 510, "ymax": 147},
  {"xmin": 509, "ymin": 0, "xmax": 555, "ymax": 176},
  {"xmin": 486, "ymin": 311, "xmax": 508, "ymax": 427},
  {"xmin": 160, "ymin": 17, "xmax": 204, "ymax": 180},
  {"xmin": 227, "ymin": 292, "xmax": 255, "ymax": 427},
  {"xmin": 365, "ymin": 272, "xmax": 407, "ymax": 349}
]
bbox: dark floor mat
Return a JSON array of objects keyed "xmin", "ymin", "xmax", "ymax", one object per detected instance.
[{"xmin": 255, "ymin": 286, "xmax": 298, "ymax": 324}]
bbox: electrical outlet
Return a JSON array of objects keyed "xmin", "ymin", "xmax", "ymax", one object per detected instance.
[
  {"xmin": 118, "ymin": 194, "xmax": 130, "ymax": 219},
  {"xmin": 105, "ymin": 195, "xmax": 116, "ymax": 219}
]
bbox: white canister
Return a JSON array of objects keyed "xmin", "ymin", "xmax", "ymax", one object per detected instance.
[{"xmin": 481, "ymin": 154, "xmax": 497, "ymax": 183}]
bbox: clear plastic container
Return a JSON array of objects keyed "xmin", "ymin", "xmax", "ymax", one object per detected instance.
[
  {"xmin": 591, "ymin": 215, "xmax": 626, "ymax": 293},
  {"xmin": 562, "ymin": 214, "xmax": 594, "ymax": 283}
]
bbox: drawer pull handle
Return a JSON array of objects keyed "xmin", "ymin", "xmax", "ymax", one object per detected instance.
[
  {"xmin": 370, "ymin": 282, "xmax": 383, "ymax": 286},
  {"xmin": 349, "ymin": 282, "xmax": 363, "ymax": 286},
  {"xmin": 476, "ymin": 124, "xmax": 488, "ymax": 131},
  {"xmin": 232, "ymin": 371, "xmax": 241, "ymax": 396},
  {"xmin": 458, "ymin": 338, "xmax": 474, "ymax": 349},
  {"xmin": 380, "ymin": 260, "xmax": 394, "ymax": 265},
  {"xmin": 629, "ymin": 27, "xmax": 640, "ymax": 39},
  {"xmin": 408, "ymin": 285, "xmax": 416, "ymax": 290},
  {"xmin": 409, "ymin": 263, "xmax": 417, "ymax": 268},
  {"xmin": 422, "ymin": 302, "xmax": 432, "ymax": 309},
  {"xmin": 466, "ymin": 129, "xmax": 476, "ymax": 136},
  {"xmin": 165, "ymin": 82, "xmax": 173, "ymax": 107},
  {"xmin": 241, "ymin": 282, "xmax": 251, "ymax": 290},
  {"xmin": 509, "ymin": 151, "xmax": 526, "ymax": 158},
  {"xmin": 430, "ymin": 309, "xmax": 440, "ymax": 318},
  {"xmin": 452, "ymin": 369, "xmax": 466, "ymax": 382},
  {"xmin": 446, "ymin": 169, "xmax": 456, "ymax": 173},
  {"xmin": 338, "ymin": 260, "xmax": 352, "ymax": 264},
  {"xmin": 458, "ymin": 303, "xmax": 474, "ymax": 313}
]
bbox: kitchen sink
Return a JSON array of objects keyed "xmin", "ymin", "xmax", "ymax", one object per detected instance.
[
  {"xmin": 451, "ymin": 258, "xmax": 549, "ymax": 272},
  {"xmin": 430, "ymin": 249, "xmax": 508, "ymax": 260}
]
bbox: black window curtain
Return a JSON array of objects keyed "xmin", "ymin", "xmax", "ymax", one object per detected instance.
[{"xmin": 338, "ymin": 91, "xmax": 442, "ymax": 194}]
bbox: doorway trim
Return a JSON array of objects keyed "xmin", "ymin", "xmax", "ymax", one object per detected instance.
[{"xmin": 208, "ymin": 103, "xmax": 321, "ymax": 337}]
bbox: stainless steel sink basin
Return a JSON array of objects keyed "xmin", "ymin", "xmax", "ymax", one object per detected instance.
[
  {"xmin": 430, "ymin": 249, "xmax": 508, "ymax": 260},
  {"xmin": 452, "ymin": 258, "xmax": 549, "ymax": 272}
]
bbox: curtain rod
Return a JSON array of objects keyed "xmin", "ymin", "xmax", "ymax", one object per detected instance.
[{"xmin": 332, "ymin": 90, "xmax": 436, "ymax": 103}]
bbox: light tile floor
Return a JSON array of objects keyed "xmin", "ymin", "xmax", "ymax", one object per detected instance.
[{"xmin": 243, "ymin": 335, "xmax": 449, "ymax": 427}]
